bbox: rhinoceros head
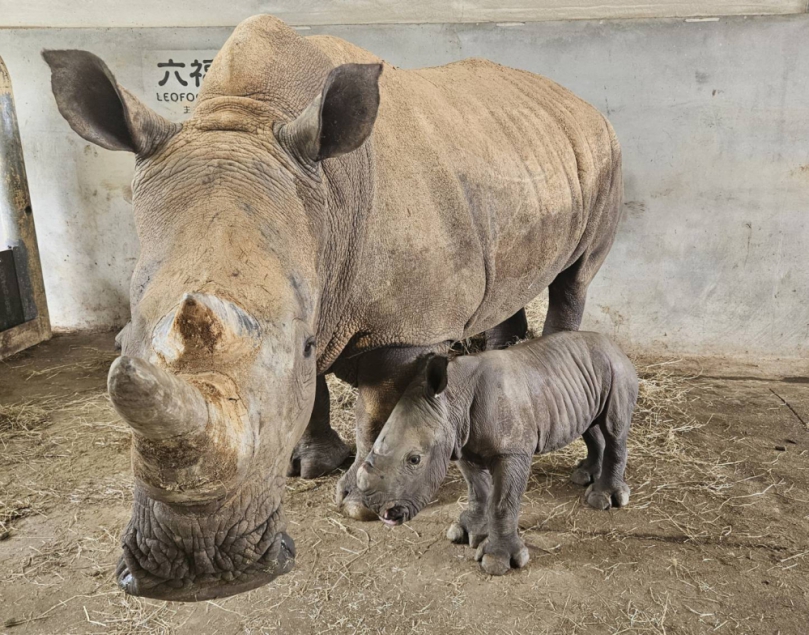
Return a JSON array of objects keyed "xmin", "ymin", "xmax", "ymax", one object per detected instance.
[
  {"xmin": 357, "ymin": 356, "xmax": 456, "ymax": 526},
  {"xmin": 43, "ymin": 16, "xmax": 381, "ymax": 601}
]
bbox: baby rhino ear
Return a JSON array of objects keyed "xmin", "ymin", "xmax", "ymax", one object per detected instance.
[{"xmin": 424, "ymin": 355, "xmax": 449, "ymax": 397}]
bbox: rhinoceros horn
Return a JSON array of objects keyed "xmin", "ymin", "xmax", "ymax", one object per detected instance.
[
  {"xmin": 107, "ymin": 356, "xmax": 209, "ymax": 441},
  {"xmin": 152, "ymin": 293, "xmax": 260, "ymax": 365},
  {"xmin": 108, "ymin": 354, "xmax": 253, "ymax": 503}
]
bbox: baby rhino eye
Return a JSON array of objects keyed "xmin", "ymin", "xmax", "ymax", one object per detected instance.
[{"xmin": 408, "ymin": 455, "xmax": 421, "ymax": 465}]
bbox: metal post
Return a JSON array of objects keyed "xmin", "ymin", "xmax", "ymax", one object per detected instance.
[{"xmin": 0, "ymin": 56, "xmax": 51, "ymax": 359}]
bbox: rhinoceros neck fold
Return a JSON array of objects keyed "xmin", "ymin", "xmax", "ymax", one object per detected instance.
[
  {"xmin": 444, "ymin": 357, "xmax": 481, "ymax": 454},
  {"xmin": 310, "ymin": 142, "xmax": 376, "ymax": 372}
]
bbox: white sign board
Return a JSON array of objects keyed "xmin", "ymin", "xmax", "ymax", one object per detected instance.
[{"xmin": 142, "ymin": 50, "xmax": 220, "ymax": 121}]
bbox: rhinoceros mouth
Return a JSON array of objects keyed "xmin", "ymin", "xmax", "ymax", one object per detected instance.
[
  {"xmin": 116, "ymin": 530, "xmax": 296, "ymax": 602},
  {"xmin": 115, "ymin": 489, "xmax": 295, "ymax": 602}
]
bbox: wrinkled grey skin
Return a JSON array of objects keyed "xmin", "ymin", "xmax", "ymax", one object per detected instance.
[
  {"xmin": 43, "ymin": 13, "xmax": 622, "ymax": 600},
  {"xmin": 358, "ymin": 332, "xmax": 638, "ymax": 576}
]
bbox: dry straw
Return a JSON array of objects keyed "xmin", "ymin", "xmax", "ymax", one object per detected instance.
[{"xmin": 0, "ymin": 318, "xmax": 790, "ymax": 634}]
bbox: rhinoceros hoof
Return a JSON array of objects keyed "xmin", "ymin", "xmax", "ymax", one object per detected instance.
[
  {"xmin": 481, "ymin": 554, "xmax": 512, "ymax": 576},
  {"xmin": 474, "ymin": 538, "xmax": 529, "ymax": 576},
  {"xmin": 446, "ymin": 521, "xmax": 488, "ymax": 548},
  {"xmin": 447, "ymin": 522, "xmax": 467, "ymax": 543},
  {"xmin": 584, "ymin": 482, "xmax": 630, "ymax": 510},
  {"xmin": 287, "ymin": 433, "xmax": 351, "ymax": 480},
  {"xmin": 570, "ymin": 466, "xmax": 595, "ymax": 486},
  {"xmin": 447, "ymin": 510, "xmax": 489, "ymax": 547}
]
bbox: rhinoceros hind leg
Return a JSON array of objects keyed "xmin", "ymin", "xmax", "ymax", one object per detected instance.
[
  {"xmin": 542, "ymin": 256, "xmax": 591, "ymax": 335},
  {"xmin": 583, "ymin": 388, "xmax": 632, "ymax": 510},
  {"xmin": 543, "ymin": 175, "xmax": 622, "ymax": 336},
  {"xmin": 288, "ymin": 376, "xmax": 351, "ymax": 479},
  {"xmin": 570, "ymin": 424, "xmax": 605, "ymax": 486}
]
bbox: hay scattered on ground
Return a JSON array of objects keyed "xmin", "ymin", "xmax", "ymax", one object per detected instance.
[
  {"xmin": 0, "ymin": 400, "xmax": 51, "ymax": 435},
  {"xmin": 19, "ymin": 346, "xmax": 117, "ymax": 382},
  {"xmin": 0, "ymin": 498, "xmax": 35, "ymax": 541},
  {"xmin": 0, "ymin": 352, "xmax": 129, "ymax": 540},
  {"xmin": 2, "ymin": 330, "xmax": 803, "ymax": 634}
]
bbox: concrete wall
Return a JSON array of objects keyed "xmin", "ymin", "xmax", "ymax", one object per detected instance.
[
  {"xmin": 0, "ymin": 15, "xmax": 807, "ymax": 358},
  {"xmin": 3, "ymin": 1, "xmax": 807, "ymax": 27}
]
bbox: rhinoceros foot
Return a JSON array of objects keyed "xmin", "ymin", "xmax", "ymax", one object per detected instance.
[
  {"xmin": 447, "ymin": 508, "xmax": 489, "ymax": 547},
  {"xmin": 584, "ymin": 481, "xmax": 631, "ymax": 510},
  {"xmin": 570, "ymin": 456, "xmax": 603, "ymax": 486},
  {"xmin": 474, "ymin": 536, "xmax": 530, "ymax": 576}
]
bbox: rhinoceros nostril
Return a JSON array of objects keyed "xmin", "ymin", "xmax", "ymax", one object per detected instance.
[{"xmin": 278, "ymin": 532, "xmax": 296, "ymax": 563}]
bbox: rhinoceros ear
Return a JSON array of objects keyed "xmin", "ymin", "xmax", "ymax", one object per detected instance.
[
  {"xmin": 280, "ymin": 63, "xmax": 382, "ymax": 162},
  {"xmin": 42, "ymin": 49, "xmax": 179, "ymax": 156},
  {"xmin": 424, "ymin": 355, "xmax": 449, "ymax": 398}
]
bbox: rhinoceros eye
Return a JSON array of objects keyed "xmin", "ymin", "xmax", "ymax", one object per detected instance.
[
  {"xmin": 303, "ymin": 336, "xmax": 316, "ymax": 358},
  {"xmin": 408, "ymin": 455, "xmax": 421, "ymax": 466}
]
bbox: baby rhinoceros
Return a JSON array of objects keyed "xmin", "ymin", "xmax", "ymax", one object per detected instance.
[{"xmin": 357, "ymin": 331, "xmax": 639, "ymax": 576}]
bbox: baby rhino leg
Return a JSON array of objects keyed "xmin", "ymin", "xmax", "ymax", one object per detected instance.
[
  {"xmin": 447, "ymin": 460, "xmax": 491, "ymax": 548},
  {"xmin": 584, "ymin": 392, "xmax": 633, "ymax": 510},
  {"xmin": 474, "ymin": 454, "xmax": 531, "ymax": 576},
  {"xmin": 570, "ymin": 425, "xmax": 604, "ymax": 486}
]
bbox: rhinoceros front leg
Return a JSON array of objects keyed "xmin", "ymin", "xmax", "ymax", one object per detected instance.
[
  {"xmin": 474, "ymin": 453, "xmax": 531, "ymax": 576},
  {"xmin": 483, "ymin": 309, "xmax": 528, "ymax": 350},
  {"xmin": 447, "ymin": 459, "xmax": 492, "ymax": 547},
  {"xmin": 288, "ymin": 375, "xmax": 350, "ymax": 479},
  {"xmin": 336, "ymin": 344, "xmax": 446, "ymax": 520}
]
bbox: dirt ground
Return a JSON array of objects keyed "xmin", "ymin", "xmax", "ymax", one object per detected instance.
[{"xmin": 1, "ymin": 331, "xmax": 808, "ymax": 635}]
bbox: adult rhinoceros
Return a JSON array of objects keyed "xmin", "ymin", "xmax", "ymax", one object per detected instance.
[{"xmin": 44, "ymin": 15, "xmax": 622, "ymax": 600}]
